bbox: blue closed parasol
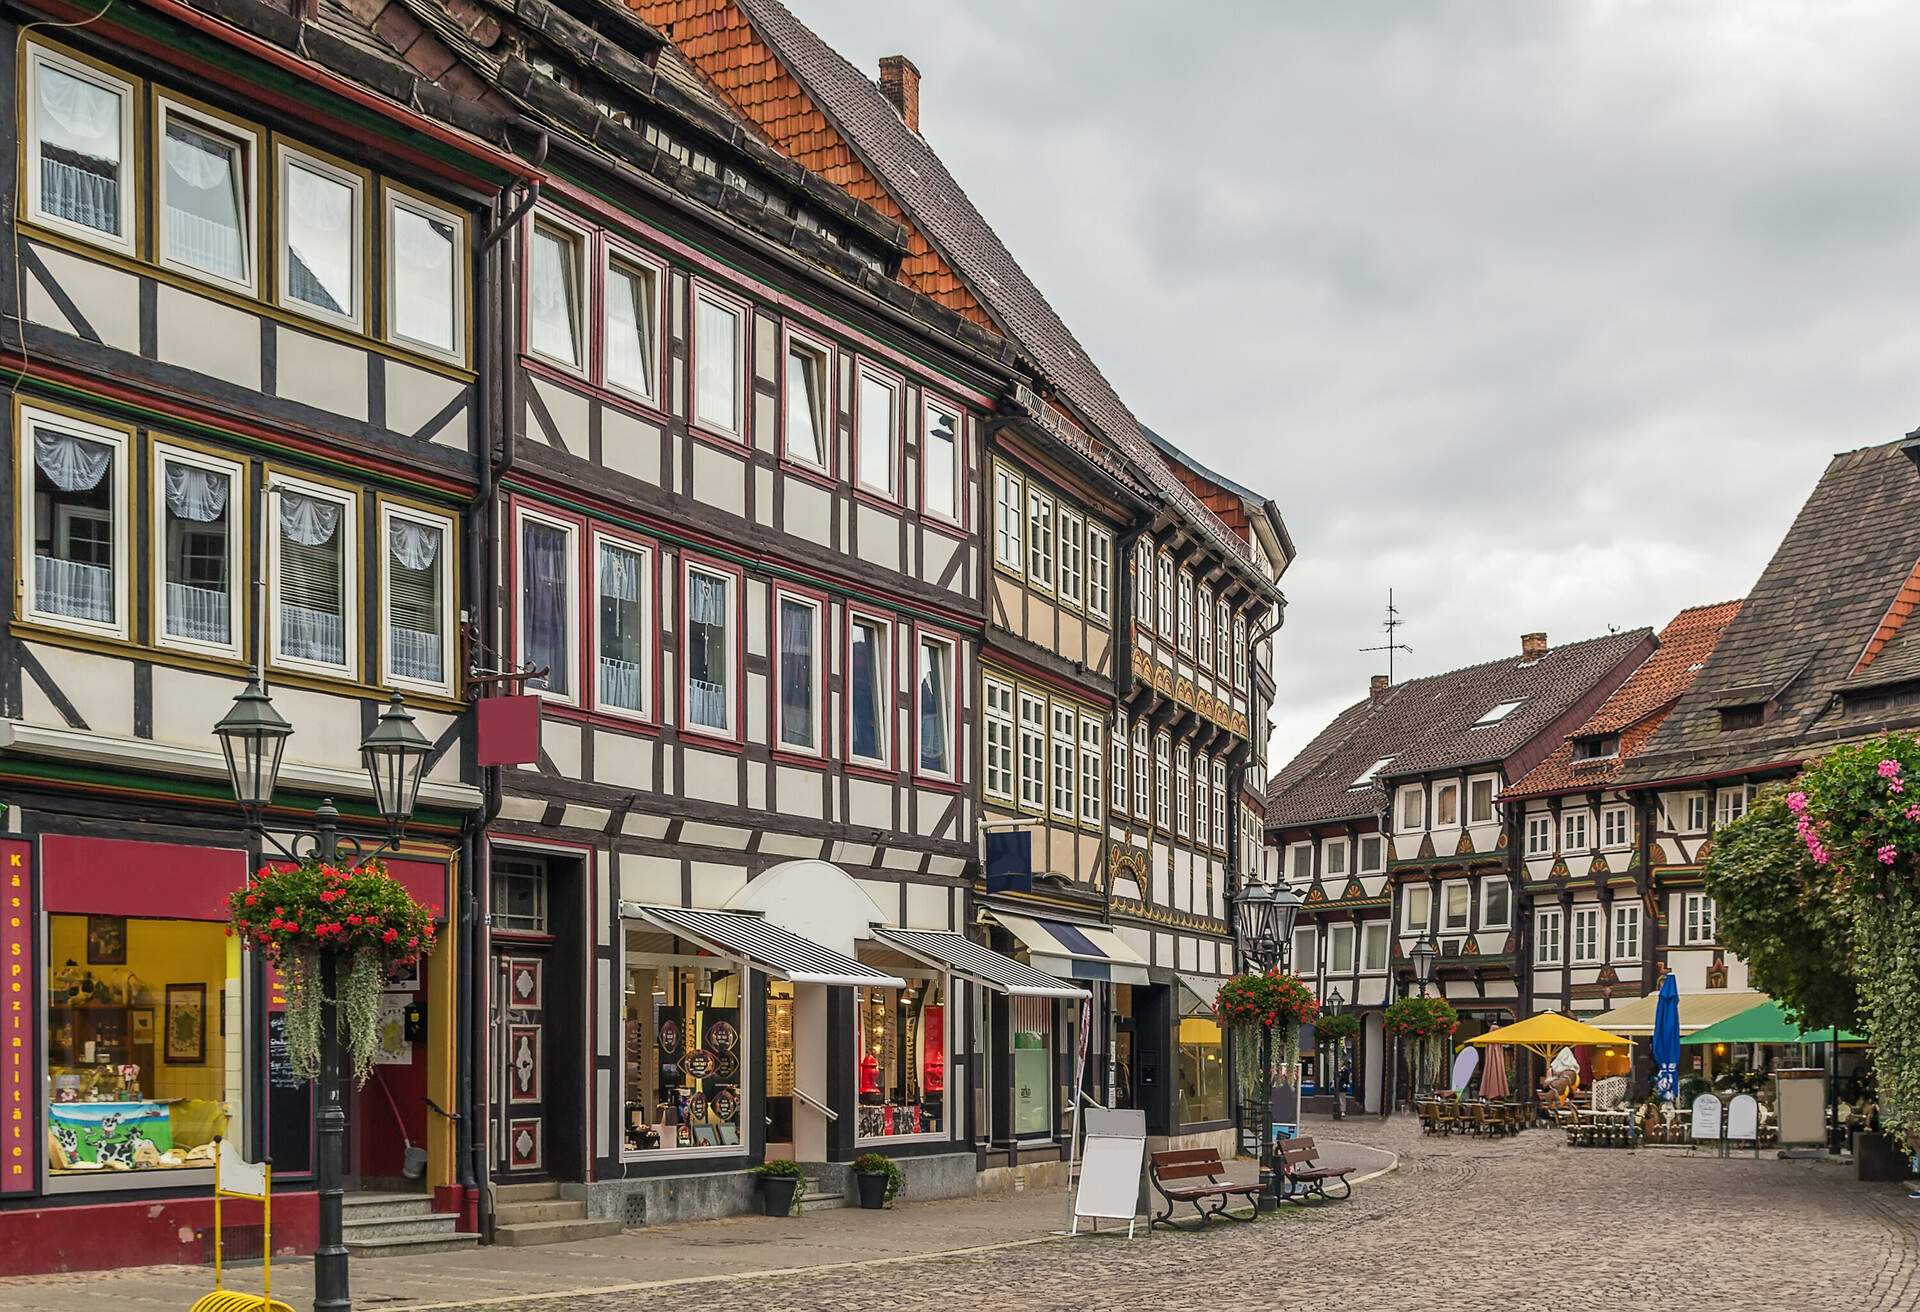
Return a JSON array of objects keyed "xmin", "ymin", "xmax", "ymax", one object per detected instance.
[{"xmin": 1652, "ymin": 972, "xmax": 1681, "ymax": 1103}]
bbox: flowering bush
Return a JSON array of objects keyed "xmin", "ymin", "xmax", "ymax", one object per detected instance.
[
  {"xmin": 1384, "ymin": 996, "xmax": 1459, "ymax": 1096},
  {"xmin": 1215, "ymin": 969, "xmax": 1319, "ymax": 1102},
  {"xmin": 229, "ymin": 858, "xmax": 436, "ymax": 1085}
]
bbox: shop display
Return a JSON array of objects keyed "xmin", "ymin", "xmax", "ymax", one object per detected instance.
[
  {"xmin": 623, "ymin": 955, "xmax": 744, "ymax": 1154},
  {"xmin": 1012, "ymin": 995, "xmax": 1053, "ymax": 1137},
  {"xmin": 854, "ymin": 975, "xmax": 947, "ymax": 1140}
]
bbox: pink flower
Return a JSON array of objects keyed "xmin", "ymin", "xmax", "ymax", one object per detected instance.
[
  {"xmin": 1893, "ymin": 778, "xmax": 1906, "ymax": 795},
  {"xmin": 1879, "ymin": 845, "xmax": 1898, "ymax": 865},
  {"xmin": 1881, "ymin": 759, "xmax": 1903, "ymax": 779},
  {"xmin": 1787, "ymin": 791, "xmax": 1808, "ymax": 815},
  {"xmin": 1906, "ymin": 806, "xmax": 1920, "ymax": 823}
]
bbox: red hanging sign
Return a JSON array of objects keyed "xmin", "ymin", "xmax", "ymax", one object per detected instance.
[{"xmin": 1, "ymin": 840, "xmax": 36, "ymax": 1194}]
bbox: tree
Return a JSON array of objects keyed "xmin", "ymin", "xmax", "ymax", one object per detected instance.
[{"xmin": 1704, "ymin": 785, "xmax": 1859, "ymax": 1033}]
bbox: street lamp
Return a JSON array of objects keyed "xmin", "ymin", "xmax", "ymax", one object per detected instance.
[
  {"xmin": 1234, "ymin": 878, "xmax": 1302, "ymax": 1210},
  {"xmin": 1411, "ymin": 935, "xmax": 1438, "ymax": 997},
  {"xmin": 1326, "ymin": 987, "xmax": 1346, "ymax": 1121},
  {"xmin": 214, "ymin": 681, "xmax": 432, "ymax": 1312}
]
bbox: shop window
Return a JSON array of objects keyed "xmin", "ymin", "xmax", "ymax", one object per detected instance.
[
  {"xmin": 784, "ymin": 334, "xmax": 830, "ymax": 470},
  {"xmin": 693, "ymin": 287, "xmax": 745, "ymax": 441},
  {"xmin": 157, "ymin": 98, "xmax": 258, "ymax": 293},
  {"xmin": 516, "ymin": 509, "xmax": 575, "ymax": 700},
  {"xmin": 277, "ymin": 145, "xmax": 363, "ymax": 330},
  {"xmin": 849, "ymin": 614, "xmax": 892, "ymax": 768},
  {"xmin": 855, "ymin": 366, "xmax": 898, "ymax": 497},
  {"xmin": 855, "ymin": 974, "xmax": 947, "ymax": 1140},
  {"xmin": 385, "ymin": 188, "xmax": 465, "ymax": 362},
  {"xmin": 605, "ymin": 255, "xmax": 660, "ymax": 402},
  {"xmin": 21, "ymin": 407, "xmax": 129, "ymax": 639},
  {"xmin": 1177, "ymin": 1014, "xmax": 1226, "ymax": 1125},
  {"xmin": 683, "ymin": 563, "xmax": 737, "ymax": 738},
  {"xmin": 596, "ymin": 536, "xmax": 651, "ymax": 718},
  {"xmin": 621, "ymin": 948, "xmax": 746, "ymax": 1153},
  {"xmin": 155, "ymin": 445, "xmax": 241, "ymax": 656},
  {"xmin": 923, "ymin": 399, "xmax": 959, "ymax": 523},
  {"xmin": 25, "ymin": 43, "xmax": 136, "ymax": 252},
  {"xmin": 1011, "ymin": 995, "xmax": 1052, "ymax": 1137},
  {"xmin": 45, "ymin": 914, "xmax": 240, "ymax": 1176},
  {"xmin": 528, "ymin": 218, "xmax": 584, "ymax": 370},
  {"xmin": 776, "ymin": 592, "xmax": 822, "ymax": 754},
  {"xmin": 382, "ymin": 504, "xmax": 452, "ymax": 692},
  {"xmin": 271, "ymin": 478, "xmax": 356, "ymax": 676}
]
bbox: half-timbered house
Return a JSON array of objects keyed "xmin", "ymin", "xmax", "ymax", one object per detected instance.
[{"xmin": 0, "ymin": 0, "xmax": 524, "ymax": 1268}]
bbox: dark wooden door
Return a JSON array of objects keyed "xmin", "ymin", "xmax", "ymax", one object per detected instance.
[{"xmin": 493, "ymin": 953, "xmax": 548, "ymax": 1176}]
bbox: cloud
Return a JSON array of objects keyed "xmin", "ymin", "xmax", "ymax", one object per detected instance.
[{"xmin": 791, "ymin": 0, "xmax": 1920, "ymax": 765}]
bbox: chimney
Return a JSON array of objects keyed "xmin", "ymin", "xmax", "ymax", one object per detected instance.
[
  {"xmin": 1370, "ymin": 675, "xmax": 1390, "ymax": 705},
  {"xmin": 1522, "ymin": 632, "xmax": 1548, "ymax": 660},
  {"xmin": 879, "ymin": 55, "xmax": 921, "ymax": 133}
]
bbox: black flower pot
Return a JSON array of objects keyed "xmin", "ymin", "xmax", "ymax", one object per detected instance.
[
  {"xmin": 761, "ymin": 1175, "xmax": 799, "ymax": 1216},
  {"xmin": 1856, "ymin": 1130, "xmax": 1912, "ymax": 1183},
  {"xmin": 856, "ymin": 1171, "xmax": 888, "ymax": 1209}
]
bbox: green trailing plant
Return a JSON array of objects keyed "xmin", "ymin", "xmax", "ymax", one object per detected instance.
[
  {"xmin": 1215, "ymin": 969, "xmax": 1319, "ymax": 1101},
  {"xmin": 851, "ymin": 1151, "xmax": 907, "ymax": 1204},
  {"xmin": 228, "ymin": 857, "xmax": 436, "ymax": 1086},
  {"xmin": 1384, "ymin": 996, "xmax": 1459, "ymax": 1096}
]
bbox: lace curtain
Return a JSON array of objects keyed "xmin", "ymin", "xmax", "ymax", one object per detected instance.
[
  {"xmin": 599, "ymin": 545, "xmax": 641, "ymax": 602},
  {"xmin": 686, "ymin": 573, "xmax": 730, "ymax": 729},
  {"xmin": 778, "ymin": 601, "xmax": 814, "ymax": 748},
  {"xmin": 388, "ymin": 520, "xmax": 439, "ymax": 571},
  {"xmin": 280, "ymin": 492, "xmax": 339, "ymax": 546},
  {"xmin": 687, "ymin": 573, "xmax": 729, "ymax": 628},
  {"xmin": 33, "ymin": 430, "xmax": 111, "ymax": 492},
  {"xmin": 164, "ymin": 465, "xmax": 227, "ymax": 522}
]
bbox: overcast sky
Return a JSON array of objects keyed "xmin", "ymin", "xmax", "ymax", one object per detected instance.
[{"xmin": 796, "ymin": 0, "xmax": 1917, "ymax": 765}]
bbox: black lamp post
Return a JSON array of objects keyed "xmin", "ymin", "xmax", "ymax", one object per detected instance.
[
  {"xmin": 1408, "ymin": 935, "xmax": 1438, "ymax": 1100},
  {"xmin": 1234, "ymin": 878, "xmax": 1302, "ymax": 1210},
  {"xmin": 1326, "ymin": 987, "xmax": 1346, "ymax": 1121},
  {"xmin": 214, "ymin": 682, "xmax": 432, "ymax": 1312}
]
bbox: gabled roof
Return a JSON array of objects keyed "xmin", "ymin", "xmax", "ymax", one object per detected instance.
[
  {"xmin": 1266, "ymin": 629, "xmax": 1653, "ymax": 831},
  {"xmin": 1505, "ymin": 601, "xmax": 1742, "ymax": 800},
  {"xmin": 1621, "ymin": 440, "xmax": 1920, "ymax": 785}
]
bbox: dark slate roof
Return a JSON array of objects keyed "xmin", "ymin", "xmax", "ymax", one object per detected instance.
[
  {"xmin": 1621, "ymin": 440, "xmax": 1920, "ymax": 784},
  {"xmin": 1266, "ymin": 628, "xmax": 1653, "ymax": 830},
  {"xmin": 733, "ymin": 0, "xmax": 1275, "ymax": 586}
]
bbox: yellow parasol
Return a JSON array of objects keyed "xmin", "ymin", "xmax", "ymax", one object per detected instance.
[{"xmin": 1465, "ymin": 1011, "xmax": 1631, "ymax": 1061}]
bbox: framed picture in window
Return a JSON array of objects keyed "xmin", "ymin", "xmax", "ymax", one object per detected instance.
[
  {"xmin": 86, "ymin": 915, "xmax": 126, "ymax": 965},
  {"xmin": 165, "ymin": 983, "xmax": 206, "ymax": 1064}
]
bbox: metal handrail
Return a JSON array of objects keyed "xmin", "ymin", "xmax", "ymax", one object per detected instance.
[{"xmin": 792, "ymin": 1087, "xmax": 839, "ymax": 1123}]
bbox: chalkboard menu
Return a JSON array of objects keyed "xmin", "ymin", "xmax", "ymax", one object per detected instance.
[{"xmin": 267, "ymin": 1013, "xmax": 313, "ymax": 1176}]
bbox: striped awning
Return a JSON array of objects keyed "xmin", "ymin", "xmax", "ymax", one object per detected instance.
[
  {"xmin": 1177, "ymin": 973, "xmax": 1223, "ymax": 1016},
  {"xmin": 987, "ymin": 911, "xmax": 1150, "ymax": 986},
  {"xmin": 620, "ymin": 903, "xmax": 904, "ymax": 987},
  {"xmin": 872, "ymin": 928, "xmax": 1088, "ymax": 999}
]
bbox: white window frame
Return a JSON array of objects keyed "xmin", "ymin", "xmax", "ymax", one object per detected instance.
[
  {"xmin": 1292, "ymin": 928, "xmax": 1317, "ymax": 974},
  {"xmin": 592, "ymin": 531, "xmax": 654, "ymax": 723},
  {"xmin": 993, "ymin": 466, "xmax": 1024, "ymax": 571},
  {"xmin": 512, "ymin": 504, "xmax": 576, "ymax": 704},
  {"xmin": 1156, "ymin": 552, "xmax": 1174, "ymax": 633},
  {"xmin": 1196, "ymin": 583, "xmax": 1214, "ymax": 670},
  {"xmin": 383, "ymin": 185, "xmax": 468, "ymax": 365},
  {"xmin": 379, "ymin": 500, "xmax": 456, "ymax": 696},
  {"xmin": 1018, "ymin": 691, "xmax": 1047, "ymax": 814},
  {"xmin": 152, "ymin": 441, "xmax": 245, "ymax": 660},
  {"xmin": 983, "ymin": 676, "xmax": 1015, "ymax": 803},
  {"xmin": 1322, "ymin": 837, "xmax": 1348, "ymax": 878},
  {"xmin": 1442, "ymin": 881, "xmax": 1469, "ymax": 932},
  {"xmin": 1233, "ymin": 617, "xmax": 1248, "ymax": 691},
  {"xmin": 853, "ymin": 362, "xmax": 900, "ymax": 497},
  {"xmin": 914, "ymin": 631, "xmax": 958, "ymax": 782},
  {"xmin": 1174, "ymin": 745, "xmax": 1191, "ymax": 838},
  {"xmin": 691, "ymin": 283, "xmax": 749, "ymax": 443},
  {"xmin": 1079, "ymin": 713, "xmax": 1103, "ymax": 827},
  {"xmin": 1357, "ymin": 833, "xmax": 1385, "ymax": 874},
  {"xmin": 1287, "ymin": 841, "xmax": 1313, "ymax": 883},
  {"xmin": 680, "ymin": 559, "xmax": 739, "ymax": 741},
  {"xmin": 23, "ymin": 42, "xmax": 137, "ymax": 256},
  {"xmin": 1110, "ymin": 712, "xmax": 1129, "ymax": 813},
  {"xmin": 1612, "ymin": 901, "xmax": 1642, "ymax": 963},
  {"xmin": 1134, "ymin": 538, "xmax": 1154, "ymax": 624},
  {"xmin": 603, "ymin": 244, "xmax": 666, "ymax": 408},
  {"xmin": 846, "ymin": 610, "xmax": 894, "ymax": 772},
  {"xmin": 275, "ymin": 142, "xmax": 365, "ymax": 332},
  {"xmin": 1535, "ymin": 908, "xmax": 1564, "ymax": 966},
  {"xmin": 1177, "ymin": 569, "xmax": 1194, "ymax": 654},
  {"xmin": 1563, "ymin": 810, "xmax": 1591, "ymax": 853},
  {"xmin": 1086, "ymin": 526, "xmax": 1112, "ymax": 621},
  {"xmin": 1328, "ymin": 924, "xmax": 1356, "ymax": 975},
  {"xmin": 1473, "ymin": 698, "xmax": 1528, "ymax": 727},
  {"xmin": 269, "ymin": 472, "xmax": 359, "ymax": 680},
  {"xmin": 1468, "ymin": 775, "xmax": 1497, "ymax": 825},
  {"xmin": 1526, "ymin": 813, "xmax": 1554, "ymax": 856},
  {"xmin": 1601, "ymin": 805, "xmax": 1631, "ymax": 850},
  {"xmin": 921, "ymin": 396, "xmax": 962, "ymax": 526},
  {"xmin": 1570, "ymin": 906, "xmax": 1601, "ymax": 965},
  {"xmin": 1026, "ymin": 488, "xmax": 1055, "ymax": 592},
  {"xmin": 1398, "ymin": 786, "xmax": 1425, "ymax": 831},
  {"xmin": 1193, "ymin": 752, "xmax": 1210, "ymax": 847},
  {"xmin": 1215, "ymin": 599, "xmax": 1232, "ymax": 679},
  {"xmin": 1132, "ymin": 720, "xmax": 1150, "ymax": 821},
  {"xmin": 1480, "ymin": 876, "xmax": 1512, "ymax": 930},
  {"xmin": 525, "ymin": 212, "xmax": 588, "ymax": 374},
  {"xmin": 1212, "ymin": 759, "xmax": 1228, "ymax": 853},
  {"xmin": 1684, "ymin": 892, "xmax": 1717, "ymax": 945},
  {"xmin": 1402, "ymin": 884, "xmax": 1432, "ymax": 934},
  {"xmin": 772, "ymin": 588, "xmax": 825, "ymax": 757},
  {"xmin": 1715, "ymin": 786, "xmax": 1750, "ymax": 828},
  {"xmin": 19, "ymin": 406, "xmax": 131, "ymax": 642},
  {"xmin": 1057, "ymin": 507, "xmax": 1084, "ymax": 609},
  {"xmin": 154, "ymin": 94, "xmax": 263, "ymax": 296},
  {"xmin": 1154, "ymin": 733, "xmax": 1171, "ymax": 831},
  {"xmin": 1682, "ymin": 792, "xmax": 1709, "ymax": 834},
  {"xmin": 1360, "ymin": 921, "xmax": 1389, "ymax": 973},
  {"xmin": 1434, "ymin": 781, "xmax": 1460, "ymax": 828}
]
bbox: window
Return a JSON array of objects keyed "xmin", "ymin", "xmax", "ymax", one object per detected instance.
[
  {"xmin": 1358, "ymin": 834, "xmax": 1385, "ymax": 873},
  {"xmin": 1178, "ymin": 1012, "xmax": 1227, "ymax": 1127},
  {"xmin": 1156, "ymin": 553, "xmax": 1174, "ymax": 633},
  {"xmin": 1026, "ymin": 489, "xmax": 1055, "ymax": 591},
  {"xmin": 1079, "ymin": 714, "xmax": 1103, "ymax": 826},
  {"xmin": 1613, "ymin": 902, "xmax": 1642, "ymax": 962},
  {"xmin": 1233, "ymin": 618, "xmax": 1248, "ymax": 690},
  {"xmin": 1132, "ymin": 720, "xmax": 1150, "ymax": 821},
  {"xmin": 1328, "ymin": 924, "xmax": 1356, "ymax": 974},
  {"xmin": 154, "ymin": 444, "xmax": 240, "ymax": 656},
  {"xmin": 605, "ymin": 254, "xmax": 660, "ymax": 401},
  {"xmin": 1481, "ymin": 878, "xmax": 1512, "ymax": 929},
  {"xmin": 514, "ymin": 510, "xmax": 576, "ymax": 699},
  {"xmin": 1526, "ymin": 814, "xmax": 1554, "ymax": 856},
  {"xmin": 916, "ymin": 634, "xmax": 955, "ymax": 778},
  {"xmin": 983, "ymin": 678, "xmax": 1015, "ymax": 802},
  {"xmin": 1018, "ymin": 692, "xmax": 1046, "ymax": 812},
  {"xmin": 775, "ymin": 592, "xmax": 823, "ymax": 754},
  {"xmin": 923, "ymin": 400, "xmax": 960, "ymax": 523},
  {"xmin": 1402, "ymin": 884, "xmax": 1432, "ymax": 934},
  {"xmin": 272, "ymin": 478, "xmax": 356, "ymax": 675},
  {"xmin": 156, "ymin": 98, "xmax": 258, "ymax": 291},
  {"xmin": 1572, "ymin": 734, "xmax": 1620, "ymax": 762},
  {"xmin": 1212, "ymin": 760, "xmax": 1228, "ymax": 851},
  {"xmin": 1535, "ymin": 908, "xmax": 1564, "ymax": 966},
  {"xmin": 1174, "ymin": 746, "xmax": 1191, "ymax": 837},
  {"xmin": 1399, "ymin": 787, "xmax": 1425, "ymax": 831},
  {"xmin": 1292, "ymin": 928, "xmax": 1317, "ymax": 973},
  {"xmin": 1197, "ymin": 584, "xmax": 1214, "ymax": 669},
  {"xmin": 596, "ymin": 536, "xmax": 651, "ymax": 718},
  {"xmin": 1154, "ymin": 734, "xmax": 1171, "ymax": 830},
  {"xmin": 693, "ymin": 288, "xmax": 746, "ymax": 440},
  {"xmin": 1361, "ymin": 922, "xmax": 1389, "ymax": 972},
  {"xmin": 25, "ymin": 44, "xmax": 135, "ymax": 251},
  {"xmin": 1683, "ymin": 793, "xmax": 1709, "ymax": 834},
  {"xmin": 528, "ymin": 218, "xmax": 584, "ymax": 369},
  {"xmin": 1086, "ymin": 527, "xmax": 1112, "ymax": 621},
  {"xmin": 1684, "ymin": 893, "xmax": 1717, "ymax": 945},
  {"xmin": 1057, "ymin": 510, "xmax": 1084, "ymax": 608},
  {"xmin": 493, "ymin": 855, "xmax": 549, "ymax": 934},
  {"xmin": 993, "ymin": 468, "xmax": 1024, "ymax": 570},
  {"xmin": 1715, "ymin": 787, "xmax": 1750, "ymax": 828},
  {"xmin": 382, "ymin": 504, "xmax": 452, "ymax": 692},
  {"xmin": 1469, "ymin": 777, "xmax": 1495, "ymax": 824},
  {"xmin": 277, "ymin": 145, "xmax": 363, "ymax": 329},
  {"xmin": 1011, "ymin": 995, "xmax": 1053, "ymax": 1137},
  {"xmin": 1134, "ymin": 539, "xmax": 1154, "ymax": 623},
  {"xmin": 1215, "ymin": 599, "xmax": 1232, "ymax": 679},
  {"xmin": 1110, "ymin": 712, "xmax": 1129, "ymax": 813},
  {"xmin": 848, "ymin": 615, "xmax": 891, "ymax": 768},
  {"xmin": 386, "ymin": 188, "xmax": 465, "ymax": 361},
  {"xmin": 683, "ymin": 563, "xmax": 736, "ymax": 737},
  {"xmin": 22, "ymin": 411, "xmax": 128, "ymax": 639},
  {"xmin": 1571, "ymin": 907, "xmax": 1601, "ymax": 964},
  {"xmin": 855, "ymin": 973, "xmax": 949, "ymax": 1140},
  {"xmin": 1563, "ymin": 810, "xmax": 1590, "ymax": 852},
  {"xmin": 1435, "ymin": 782, "xmax": 1459, "ymax": 827},
  {"xmin": 1288, "ymin": 842, "xmax": 1313, "ymax": 883},
  {"xmin": 1443, "ymin": 882, "xmax": 1469, "ymax": 931},
  {"xmin": 1192, "ymin": 752, "xmax": 1210, "ymax": 846},
  {"xmin": 1050, "ymin": 708, "xmax": 1077, "ymax": 819},
  {"xmin": 785, "ymin": 335, "xmax": 832, "ymax": 468},
  {"xmin": 1602, "ymin": 806, "xmax": 1631, "ymax": 849},
  {"xmin": 855, "ymin": 366, "xmax": 898, "ymax": 496},
  {"xmin": 1473, "ymin": 699, "xmax": 1527, "ymax": 727},
  {"xmin": 621, "ymin": 934, "xmax": 748, "ymax": 1156},
  {"xmin": 1323, "ymin": 838, "xmax": 1348, "ymax": 878},
  {"xmin": 1352, "ymin": 757, "xmax": 1395, "ymax": 789},
  {"xmin": 1177, "ymin": 570, "xmax": 1194, "ymax": 653}
]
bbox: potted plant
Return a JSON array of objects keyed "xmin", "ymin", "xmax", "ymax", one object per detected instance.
[
  {"xmin": 851, "ymin": 1151, "xmax": 906, "ymax": 1209},
  {"xmin": 752, "ymin": 1159, "xmax": 806, "ymax": 1216}
]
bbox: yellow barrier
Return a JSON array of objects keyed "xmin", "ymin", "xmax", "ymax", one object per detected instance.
[{"xmin": 188, "ymin": 1137, "xmax": 295, "ymax": 1312}]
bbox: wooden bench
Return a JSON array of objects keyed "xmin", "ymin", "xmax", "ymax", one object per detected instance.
[
  {"xmin": 1147, "ymin": 1148, "xmax": 1263, "ymax": 1230},
  {"xmin": 1278, "ymin": 1136, "xmax": 1355, "ymax": 1204}
]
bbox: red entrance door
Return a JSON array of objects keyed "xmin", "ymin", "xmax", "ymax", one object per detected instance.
[{"xmin": 493, "ymin": 954, "xmax": 546, "ymax": 1175}]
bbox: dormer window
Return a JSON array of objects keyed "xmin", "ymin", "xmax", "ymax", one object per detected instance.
[
  {"xmin": 1571, "ymin": 734, "xmax": 1620, "ymax": 762},
  {"xmin": 1472, "ymin": 699, "xmax": 1526, "ymax": 727},
  {"xmin": 1719, "ymin": 703, "xmax": 1766, "ymax": 731},
  {"xmin": 1351, "ymin": 756, "xmax": 1395, "ymax": 789}
]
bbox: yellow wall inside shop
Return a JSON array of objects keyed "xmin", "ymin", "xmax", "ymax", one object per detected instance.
[{"xmin": 425, "ymin": 858, "xmax": 458, "ymax": 1193}]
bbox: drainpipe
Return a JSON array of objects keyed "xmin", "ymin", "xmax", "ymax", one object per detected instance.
[{"xmin": 1226, "ymin": 602, "xmax": 1286, "ymax": 909}]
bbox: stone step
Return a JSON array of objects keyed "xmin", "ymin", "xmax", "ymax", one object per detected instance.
[
  {"xmin": 494, "ymin": 1198, "xmax": 587, "ymax": 1225},
  {"xmin": 491, "ymin": 1217, "xmax": 624, "ymax": 1247},
  {"xmin": 493, "ymin": 1181, "xmax": 563, "ymax": 1204},
  {"xmin": 345, "ymin": 1231, "xmax": 481, "ymax": 1259},
  {"xmin": 342, "ymin": 1212, "xmax": 461, "ymax": 1241},
  {"xmin": 340, "ymin": 1193, "xmax": 437, "ymax": 1221},
  {"xmin": 799, "ymin": 1191, "xmax": 845, "ymax": 1212}
]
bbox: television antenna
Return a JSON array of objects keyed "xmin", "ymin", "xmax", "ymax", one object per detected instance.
[{"xmin": 1360, "ymin": 589, "xmax": 1413, "ymax": 684}]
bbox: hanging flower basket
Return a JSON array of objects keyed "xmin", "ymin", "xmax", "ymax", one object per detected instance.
[
  {"xmin": 228, "ymin": 858, "xmax": 436, "ymax": 1087},
  {"xmin": 1216, "ymin": 969, "xmax": 1319, "ymax": 1099},
  {"xmin": 1384, "ymin": 996, "xmax": 1458, "ymax": 1095}
]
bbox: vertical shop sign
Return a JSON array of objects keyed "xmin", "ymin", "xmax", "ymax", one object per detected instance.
[{"xmin": 2, "ymin": 839, "xmax": 36, "ymax": 1194}]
